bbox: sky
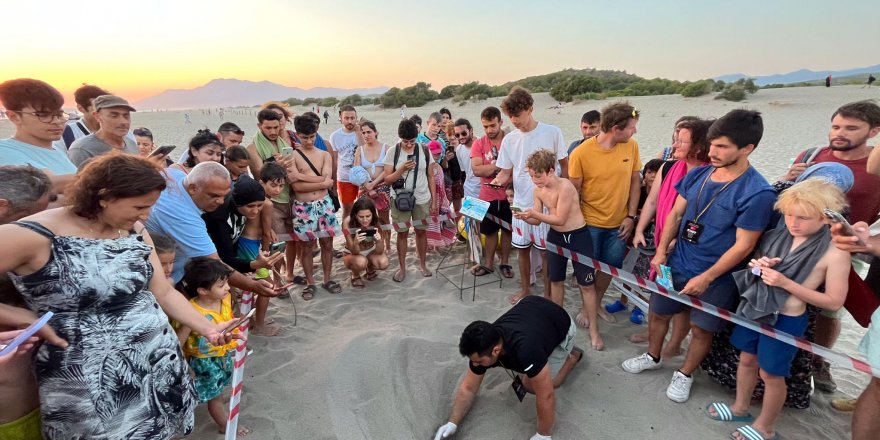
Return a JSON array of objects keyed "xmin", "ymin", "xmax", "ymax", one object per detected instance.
[{"xmin": 2, "ymin": 0, "xmax": 877, "ymax": 104}]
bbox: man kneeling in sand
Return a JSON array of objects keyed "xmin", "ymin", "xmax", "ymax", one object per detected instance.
[
  {"xmin": 433, "ymin": 296, "xmax": 583, "ymax": 440},
  {"xmin": 513, "ymin": 148, "xmax": 603, "ymax": 350}
]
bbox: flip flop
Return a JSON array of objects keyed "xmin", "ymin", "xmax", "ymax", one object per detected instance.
[
  {"xmin": 301, "ymin": 285, "xmax": 316, "ymax": 301},
  {"xmin": 393, "ymin": 269, "xmax": 405, "ymax": 283},
  {"xmin": 471, "ymin": 265, "xmax": 494, "ymax": 277},
  {"xmin": 351, "ymin": 276, "xmax": 365, "ymax": 289},
  {"xmin": 705, "ymin": 403, "xmax": 754, "ymax": 422},
  {"xmin": 499, "ymin": 264, "xmax": 514, "ymax": 278},
  {"xmin": 730, "ymin": 425, "xmax": 778, "ymax": 440},
  {"xmin": 364, "ymin": 270, "xmax": 378, "ymax": 281},
  {"xmin": 322, "ymin": 280, "xmax": 342, "ymax": 294}
]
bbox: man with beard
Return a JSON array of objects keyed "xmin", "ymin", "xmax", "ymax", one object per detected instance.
[
  {"xmin": 623, "ymin": 110, "xmax": 777, "ymax": 404},
  {"xmin": 330, "ymin": 105, "xmax": 364, "ymax": 224},
  {"xmin": 453, "ymin": 118, "xmax": 480, "ymax": 200},
  {"xmin": 781, "ymin": 100, "xmax": 880, "ymax": 393}
]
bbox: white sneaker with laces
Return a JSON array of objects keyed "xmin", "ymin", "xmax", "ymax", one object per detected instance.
[
  {"xmin": 621, "ymin": 352, "xmax": 662, "ymax": 374},
  {"xmin": 666, "ymin": 370, "xmax": 694, "ymax": 403}
]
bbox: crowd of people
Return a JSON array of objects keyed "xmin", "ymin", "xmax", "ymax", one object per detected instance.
[{"xmin": 0, "ymin": 76, "xmax": 879, "ymax": 440}]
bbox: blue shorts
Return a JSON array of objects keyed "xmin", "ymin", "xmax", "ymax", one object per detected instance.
[
  {"xmin": 587, "ymin": 225, "xmax": 626, "ymax": 268},
  {"xmin": 649, "ymin": 273, "xmax": 738, "ymax": 333},
  {"xmin": 730, "ymin": 312, "xmax": 808, "ymax": 378}
]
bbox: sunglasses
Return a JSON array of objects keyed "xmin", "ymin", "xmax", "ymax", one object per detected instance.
[
  {"xmin": 455, "ymin": 132, "xmax": 469, "ymax": 138},
  {"xmin": 220, "ymin": 129, "xmax": 245, "ymax": 136}
]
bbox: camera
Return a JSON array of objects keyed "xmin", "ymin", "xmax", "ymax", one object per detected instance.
[{"xmin": 392, "ymin": 178, "xmax": 405, "ymax": 190}]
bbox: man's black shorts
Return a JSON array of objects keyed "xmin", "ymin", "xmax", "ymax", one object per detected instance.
[
  {"xmin": 546, "ymin": 225, "xmax": 595, "ymax": 286},
  {"xmin": 480, "ymin": 199, "xmax": 512, "ymax": 236}
]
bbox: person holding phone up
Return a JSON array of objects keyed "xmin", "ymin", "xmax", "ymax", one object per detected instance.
[{"xmin": 343, "ymin": 198, "xmax": 389, "ymax": 288}]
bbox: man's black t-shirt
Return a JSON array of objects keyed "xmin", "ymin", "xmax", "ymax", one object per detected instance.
[{"xmin": 469, "ymin": 296, "xmax": 571, "ymax": 378}]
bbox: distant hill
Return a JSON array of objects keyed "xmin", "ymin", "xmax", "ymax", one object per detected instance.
[
  {"xmin": 715, "ymin": 64, "xmax": 880, "ymax": 86},
  {"xmin": 135, "ymin": 79, "xmax": 389, "ymax": 110}
]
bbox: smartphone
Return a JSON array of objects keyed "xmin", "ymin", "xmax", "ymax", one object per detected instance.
[
  {"xmin": 823, "ymin": 209, "xmax": 866, "ymax": 245},
  {"xmin": 483, "ymin": 182, "xmax": 505, "ymax": 189},
  {"xmin": 406, "ymin": 154, "xmax": 415, "ymax": 161},
  {"xmin": 221, "ymin": 309, "xmax": 256, "ymax": 334},
  {"xmin": 269, "ymin": 241, "xmax": 286, "ymax": 254},
  {"xmin": 360, "ymin": 228, "xmax": 378, "ymax": 237},
  {"xmin": 510, "ymin": 205, "xmax": 523, "ymax": 213},
  {"xmin": 0, "ymin": 311, "xmax": 54, "ymax": 356},
  {"xmin": 148, "ymin": 145, "xmax": 176, "ymax": 158},
  {"xmin": 281, "ymin": 146, "xmax": 294, "ymax": 157}
]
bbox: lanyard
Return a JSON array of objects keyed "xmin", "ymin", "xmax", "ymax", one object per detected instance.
[
  {"xmin": 498, "ymin": 359, "xmax": 517, "ymax": 380},
  {"xmin": 693, "ymin": 168, "xmax": 745, "ymax": 223}
]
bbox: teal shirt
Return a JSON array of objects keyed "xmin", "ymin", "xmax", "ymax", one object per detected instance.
[{"xmin": 0, "ymin": 138, "xmax": 77, "ymax": 175}]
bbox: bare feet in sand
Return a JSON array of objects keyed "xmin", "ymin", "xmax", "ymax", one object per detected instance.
[
  {"xmin": 220, "ymin": 426, "xmax": 251, "ymax": 436},
  {"xmin": 597, "ymin": 307, "xmax": 617, "ymax": 324},
  {"xmin": 662, "ymin": 346, "xmax": 683, "ymax": 358},
  {"xmin": 251, "ymin": 323, "xmax": 281, "ymax": 337},
  {"xmin": 508, "ymin": 291, "xmax": 529, "ymax": 305},
  {"xmin": 627, "ymin": 330, "xmax": 649, "ymax": 344},
  {"xmin": 575, "ymin": 309, "xmax": 590, "ymax": 329},
  {"xmin": 419, "ymin": 266, "xmax": 433, "ymax": 277},
  {"xmin": 589, "ymin": 330, "xmax": 605, "ymax": 351}
]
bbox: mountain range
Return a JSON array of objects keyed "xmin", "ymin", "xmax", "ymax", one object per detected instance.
[
  {"xmin": 134, "ymin": 79, "xmax": 389, "ymax": 110},
  {"xmin": 715, "ymin": 64, "xmax": 880, "ymax": 86}
]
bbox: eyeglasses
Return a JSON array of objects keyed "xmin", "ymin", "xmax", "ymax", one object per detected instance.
[
  {"xmin": 16, "ymin": 110, "xmax": 69, "ymax": 124},
  {"xmin": 401, "ymin": 138, "xmax": 417, "ymax": 146}
]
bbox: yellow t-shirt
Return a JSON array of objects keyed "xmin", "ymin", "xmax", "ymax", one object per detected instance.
[
  {"xmin": 568, "ymin": 137, "xmax": 642, "ymax": 228},
  {"xmin": 179, "ymin": 295, "xmax": 238, "ymax": 358}
]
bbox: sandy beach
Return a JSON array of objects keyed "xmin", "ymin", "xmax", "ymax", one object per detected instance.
[{"xmin": 1, "ymin": 85, "xmax": 876, "ymax": 439}]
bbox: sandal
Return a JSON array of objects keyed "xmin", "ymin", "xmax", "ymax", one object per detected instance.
[
  {"xmin": 730, "ymin": 425, "xmax": 778, "ymax": 440},
  {"xmin": 471, "ymin": 265, "xmax": 494, "ymax": 277},
  {"xmin": 322, "ymin": 280, "xmax": 342, "ymax": 294},
  {"xmin": 705, "ymin": 403, "xmax": 754, "ymax": 423},
  {"xmin": 301, "ymin": 285, "xmax": 316, "ymax": 301},
  {"xmin": 292, "ymin": 275, "xmax": 307, "ymax": 285},
  {"xmin": 364, "ymin": 270, "xmax": 378, "ymax": 281},
  {"xmin": 499, "ymin": 264, "xmax": 514, "ymax": 278},
  {"xmin": 351, "ymin": 275, "xmax": 365, "ymax": 289}
]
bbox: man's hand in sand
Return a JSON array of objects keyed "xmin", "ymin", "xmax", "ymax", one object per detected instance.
[{"xmin": 433, "ymin": 422, "xmax": 457, "ymax": 439}]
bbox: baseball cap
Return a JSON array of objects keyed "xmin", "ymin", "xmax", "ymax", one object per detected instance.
[
  {"xmin": 428, "ymin": 140, "xmax": 443, "ymax": 154},
  {"xmin": 795, "ymin": 162, "xmax": 855, "ymax": 193},
  {"xmin": 93, "ymin": 95, "xmax": 136, "ymax": 112}
]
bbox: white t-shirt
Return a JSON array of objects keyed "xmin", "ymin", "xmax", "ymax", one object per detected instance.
[
  {"xmin": 456, "ymin": 143, "xmax": 480, "ymax": 199},
  {"xmin": 383, "ymin": 143, "xmax": 432, "ymax": 204},
  {"xmin": 330, "ymin": 128, "xmax": 358, "ymax": 183},
  {"xmin": 495, "ymin": 122, "xmax": 566, "ymax": 208}
]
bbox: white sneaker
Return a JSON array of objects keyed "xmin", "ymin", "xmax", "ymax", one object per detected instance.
[
  {"xmin": 666, "ymin": 370, "xmax": 694, "ymax": 403},
  {"xmin": 621, "ymin": 352, "xmax": 662, "ymax": 374}
]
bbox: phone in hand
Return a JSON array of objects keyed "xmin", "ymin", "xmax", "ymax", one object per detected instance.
[
  {"xmin": 0, "ymin": 312, "xmax": 54, "ymax": 356},
  {"xmin": 221, "ymin": 309, "xmax": 256, "ymax": 335},
  {"xmin": 148, "ymin": 145, "xmax": 176, "ymax": 158},
  {"xmin": 406, "ymin": 154, "xmax": 415, "ymax": 162},
  {"xmin": 269, "ymin": 241, "xmax": 286, "ymax": 254},
  {"xmin": 823, "ymin": 209, "xmax": 866, "ymax": 245},
  {"xmin": 483, "ymin": 182, "xmax": 505, "ymax": 189},
  {"xmin": 510, "ymin": 205, "xmax": 523, "ymax": 213},
  {"xmin": 281, "ymin": 146, "xmax": 294, "ymax": 157},
  {"xmin": 360, "ymin": 227, "xmax": 378, "ymax": 237}
]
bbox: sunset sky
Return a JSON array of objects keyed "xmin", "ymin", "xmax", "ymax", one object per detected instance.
[{"xmin": 2, "ymin": 0, "xmax": 876, "ymax": 104}]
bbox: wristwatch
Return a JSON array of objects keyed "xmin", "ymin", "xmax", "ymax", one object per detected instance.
[{"xmin": 626, "ymin": 215, "xmax": 637, "ymax": 221}]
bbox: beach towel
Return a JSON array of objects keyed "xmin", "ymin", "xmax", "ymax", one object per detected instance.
[{"xmin": 734, "ymin": 226, "xmax": 830, "ymax": 324}]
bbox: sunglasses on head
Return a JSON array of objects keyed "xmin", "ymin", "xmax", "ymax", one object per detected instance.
[{"xmin": 220, "ymin": 128, "xmax": 245, "ymax": 136}]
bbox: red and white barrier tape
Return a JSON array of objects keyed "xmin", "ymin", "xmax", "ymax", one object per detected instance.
[
  {"xmin": 225, "ymin": 291, "xmax": 253, "ymax": 440},
  {"xmin": 483, "ymin": 213, "xmax": 880, "ymax": 378},
  {"xmin": 276, "ymin": 213, "xmax": 454, "ymax": 242}
]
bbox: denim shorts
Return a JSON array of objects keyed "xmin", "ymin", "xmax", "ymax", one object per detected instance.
[{"xmin": 586, "ymin": 225, "xmax": 626, "ymax": 268}]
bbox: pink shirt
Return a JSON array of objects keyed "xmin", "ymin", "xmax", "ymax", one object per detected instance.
[{"xmin": 471, "ymin": 135, "xmax": 509, "ymax": 201}]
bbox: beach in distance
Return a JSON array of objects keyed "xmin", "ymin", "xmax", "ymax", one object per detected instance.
[{"xmin": 1, "ymin": 85, "xmax": 876, "ymax": 439}]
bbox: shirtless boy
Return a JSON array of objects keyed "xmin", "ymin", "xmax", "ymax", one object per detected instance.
[
  {"xmin": 288, "ymin": 115, "xmax": 340, "ymax": 299},
  {"xmin": 705, "ymin": 179, "xmax": 850, "ymax": 440},
  {"xmin": 513, "ymin": 149, "xmax": 603, "ymax": 350}
]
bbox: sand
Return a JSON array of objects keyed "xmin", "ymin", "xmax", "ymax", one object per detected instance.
[{"xmin": 1, "ymin": 85, "xmax": 876, "ymax": 439}]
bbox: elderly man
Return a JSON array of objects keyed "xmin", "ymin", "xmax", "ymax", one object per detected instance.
[
  {"xmin": 0, "ymin": 166, "xmax": 52, "ymax": 224},
  {"xmin": 145, "ymin": 162, "xmax": 276, "ymax": 297},
  {"xmin": 67, "ymin": 95, "xmax": 139, "ymax": 169}
]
